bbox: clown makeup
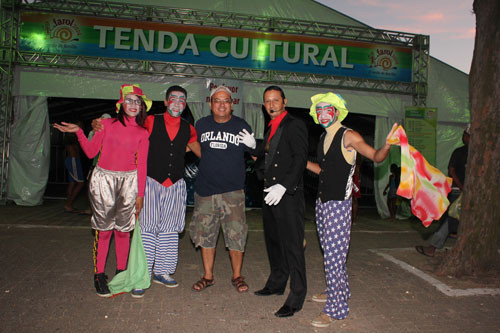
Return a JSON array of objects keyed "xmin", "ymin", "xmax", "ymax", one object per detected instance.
[
  {"xmin": 123, "ymin": 94, "xmax": 142, "ymax": 118},
  {"xmin": 316, "ymin": 102, "xmax": 337, "ymax": 128},
  {"xmin": 166, "ymin": 92, "xmax": 187, "ymax": 117}
]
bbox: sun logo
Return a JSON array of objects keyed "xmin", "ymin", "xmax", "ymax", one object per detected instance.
[
  {"xmin": 45, "ymin": 17, "xmax": 81, "ymax": 43},
  {"xmin": 369, "ymin": 48, "xmax": 399, "ymax": 70}
]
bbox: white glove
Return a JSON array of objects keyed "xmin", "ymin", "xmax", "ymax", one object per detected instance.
[
  {"xmin": 264, "ymin": 184, "xmax": 287, "ymax": 206},
  {"xmin": 237, "ymin": 129, "xmax": 256, "ymax": 149}
]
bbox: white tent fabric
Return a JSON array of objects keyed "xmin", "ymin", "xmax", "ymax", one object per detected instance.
[
  {"xmin": 243, "ymin": 104, "xmax": 266, "ymax": 140},
  {"xmin": 428, "ymin": 58, "xmax": 470, "ymax": 172},
  {"xmin": 6, "ymin": 0, "xmax": 470, "ymax": 216},
  {"xmin": 7, "ymin": 96, "xmax": 50, "ymax": 205}
]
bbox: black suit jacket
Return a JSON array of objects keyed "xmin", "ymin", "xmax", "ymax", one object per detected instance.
[{"xmin": 256, "ymin": 113, "xmax": 308, "ymax": 195}]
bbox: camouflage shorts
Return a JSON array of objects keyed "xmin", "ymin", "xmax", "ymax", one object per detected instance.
[{"xmin": 189, "ymin": 189, "xmax": 248, "ymax": 252}]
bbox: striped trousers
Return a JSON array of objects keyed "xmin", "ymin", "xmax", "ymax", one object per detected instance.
[{"xmin": 139, "ymin": 177, "xmax": 186, "ymax": 277}]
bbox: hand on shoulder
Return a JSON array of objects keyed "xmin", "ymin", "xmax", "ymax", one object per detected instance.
[{"xmin": 91, "ymin": 117, "xmax": 104, "ymax": 132}]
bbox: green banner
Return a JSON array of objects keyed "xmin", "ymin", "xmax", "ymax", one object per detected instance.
[
  {"xmin": 404, "ymin": 107, "xmax": 437, "ymax": 165},
  {"xmin": 19, "ymin": 12, "xmax": 414, "ymax": 82}
]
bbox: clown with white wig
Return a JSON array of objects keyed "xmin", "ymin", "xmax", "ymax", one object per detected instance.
[{"xmin": 307, "ymin": 92, "xmax": 397, "ymax": 328}]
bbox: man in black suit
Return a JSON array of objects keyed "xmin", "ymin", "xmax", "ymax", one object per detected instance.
[{"xmin": 254, "ymin": 86, "xmax": 308, "ymax": 318}]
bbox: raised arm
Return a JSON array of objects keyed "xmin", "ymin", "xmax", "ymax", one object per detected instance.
[
  {"xmin": 346, "ymin": 123, "xmax": 397, "ymax": 163},
  {"xmin": 91, "ymin": 117, "xmax": 104, "ymax": 132},
  {"xmin": 53, "ymin": 122, "xmax": 104, "ymax": 159}
]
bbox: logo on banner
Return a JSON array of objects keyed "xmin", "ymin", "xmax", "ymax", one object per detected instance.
[
  {"xmin": 369, "ymin": 48, "xmax": 399, "ymax": 70},
  {"xmin": 45, "ymin": 17, "xmax": 81, "ymax": 43}
]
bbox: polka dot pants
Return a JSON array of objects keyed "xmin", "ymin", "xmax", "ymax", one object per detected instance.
[{"xmin": 316, "ymin": 198, "xmax": 352, "ymax": 319}]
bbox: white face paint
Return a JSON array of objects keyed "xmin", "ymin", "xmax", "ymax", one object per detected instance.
[
  {"xmin": 123, "ymin": 94, "xmax": 142, "ymax": 118},
  {"xmin": 166, "ymin": 92, "xmax": 187, "ymax": 117},
  {"xmin": 316, "ymin": 102, "xmax": 337, "ymax": 128}
]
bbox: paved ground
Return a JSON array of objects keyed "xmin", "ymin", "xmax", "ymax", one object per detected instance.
[{"xmin": 1, "ymin": 199, "xmax": 499, "ymax": 332}]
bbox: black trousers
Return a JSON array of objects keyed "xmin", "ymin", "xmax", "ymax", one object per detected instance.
[{"xmin": 262, "ymin": 189, "xmax": 306, "ymax": 310}]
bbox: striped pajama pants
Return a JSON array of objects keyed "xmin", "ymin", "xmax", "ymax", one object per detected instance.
[{"xmin": 139, "ymin": 177, "xmax": 186, "ymax": 277}]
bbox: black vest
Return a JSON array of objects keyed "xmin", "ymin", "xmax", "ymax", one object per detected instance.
[
  {"xmin": 147, "ymin": 115, "xmax": 190, "ymax": 184},
  {"xmin": 317, "ymin": 127, "xmax": 354, "ymax": 201}
]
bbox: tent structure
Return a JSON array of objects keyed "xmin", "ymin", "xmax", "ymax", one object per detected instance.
[{"xmin": 0, "ymin": 0, "xmax": 469, "ymax": 218}]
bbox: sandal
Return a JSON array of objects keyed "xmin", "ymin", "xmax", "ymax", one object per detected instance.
[
  {"xmin": 192, "ymin": 277, "xmax": 215, "ymax": 292},
  {"xmin": 231, "ymin": 276, "xmax": 249, "ymax": 293}
]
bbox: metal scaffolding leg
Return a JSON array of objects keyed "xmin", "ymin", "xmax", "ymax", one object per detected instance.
[{"xmin": 0, "ymin": 0, "xmax": 17, "ymax": 204}]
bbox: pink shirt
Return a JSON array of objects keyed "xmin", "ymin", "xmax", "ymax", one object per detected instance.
[{"xmin": 76, "ymin": 117, "xmax": 149, "ymax": 197}]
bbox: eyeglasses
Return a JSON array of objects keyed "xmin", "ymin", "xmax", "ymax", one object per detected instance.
[
  {"xmin": 124, "ymin": 98, "xmax": 142, "ymax": 106},
  {"xmin": 213, "ymin": 99, "xmax": 232, "ymax": 105}
]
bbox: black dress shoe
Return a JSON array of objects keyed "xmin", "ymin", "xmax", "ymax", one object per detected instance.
[
  {"xmin": 254, "ymin": 287, "xmax": 284, "ymax": 296},
  {"xmin": 274, "ymin": 304, "xmax": 299, "ymax": 318}
]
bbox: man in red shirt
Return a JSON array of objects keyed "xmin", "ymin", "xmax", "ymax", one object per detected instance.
[
  {"xmin": 133, "ymin": 85, "xmax": 200, "ymax": 297},
  {"xmin": 253, "ymin": 86, "xmax": 309, "ymax": 318}
]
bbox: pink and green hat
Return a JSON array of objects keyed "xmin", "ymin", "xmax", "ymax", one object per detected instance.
[
  {"xmin": 309, "ymin": 92, "xmax": 349, "ymax": 124},
  {"xmin": 115, "ymin": 84, "xmax": 152, "ymax": 113}
]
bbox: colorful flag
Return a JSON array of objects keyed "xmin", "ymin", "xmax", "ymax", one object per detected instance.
[{"xmin": 387, "ymin": 126, "xmax": 452, "ymax": 227}]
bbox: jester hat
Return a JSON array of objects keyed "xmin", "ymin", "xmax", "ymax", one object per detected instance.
[
  {"xmin": 115, "ymin": 84, "xmax": 152, "ymax": 113},
  {"xmin": 309, "ymin": 92, "xmax": 349, "ymax": 124}
]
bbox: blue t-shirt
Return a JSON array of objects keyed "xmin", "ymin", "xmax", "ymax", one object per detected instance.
[{"xmin": 195, "ymin": 115, "xmax": 252, "ymax": 196}]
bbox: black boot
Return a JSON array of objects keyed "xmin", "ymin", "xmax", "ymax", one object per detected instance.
[{"xmin": 94, "ymin": 273, "xmax": 111, "ymax": 297}]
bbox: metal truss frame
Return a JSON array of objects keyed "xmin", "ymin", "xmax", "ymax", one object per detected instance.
[
  {"xmin": 6, "ymin": 0, "xmax": 429, "ymax": 97},
  {"xmin": 411, "ymin": 35, "xmax": 430, "ymax": 106},
  {"xmin": 0, "ymin": 0, "xmax": 430, "ymax": 202},
  {"xmin": 15, "ymin": 51, "xmax": 415, "ymax": 94},
  {"xmin": 18, "ymin": 0, "xmax": 418, "ymax": 46},
  {"xmin": 0, "ymin": 0, "xmax": 17, "ymax": 203},
  {"xmin": 13, "ymin": 0, "xmax": 429, "ymax": 97}
]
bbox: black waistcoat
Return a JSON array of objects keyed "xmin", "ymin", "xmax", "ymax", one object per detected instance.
[
  {"xmin": 317, "ymin": 127, "xmax": 353, "ymax": 201},
  {"xmin": 147, "ymin": 115, "xmax": 190, "ymax": 184}
]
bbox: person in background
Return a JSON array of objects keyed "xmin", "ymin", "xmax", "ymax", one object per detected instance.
[
  {"xmin": 62, "ymin": 120, "xmax": 85, "ymax": 213},
  {"xmin": 415, "ymin": 124, "xmax": 469, "ymax": 257},
  {"xmin": 383, "ymin": 163, "xmax": 400, "ymax": 220}
]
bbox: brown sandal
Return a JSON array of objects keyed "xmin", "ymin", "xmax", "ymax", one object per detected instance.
[
  {"xmin": 192, "ymin": 277, "xmax": 215, "ymax": 292},
  {"xmin": 231, "ymin": 276, "xmax": 249, "ymax": 293}
]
